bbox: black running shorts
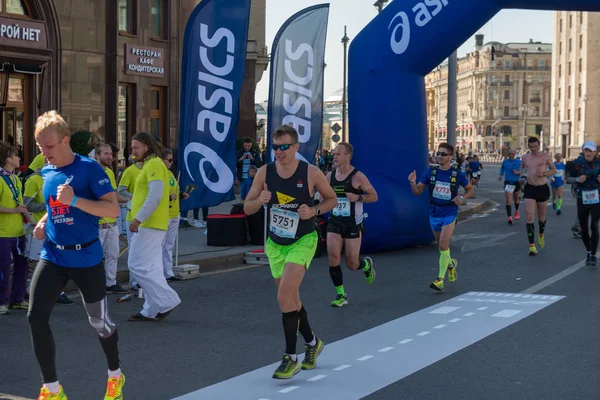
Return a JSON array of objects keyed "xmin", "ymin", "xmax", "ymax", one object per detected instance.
[
  {"xmin": 326, "ymin": 218, "xmax": 363, "ymax": 239},
  {"xmin": 523, "ymin": 183, "xmax": 551, "ymax": 203}
]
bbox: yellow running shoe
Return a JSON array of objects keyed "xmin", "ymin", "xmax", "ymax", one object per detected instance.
[
  {"xmin": 529, "ymin": 244, "xmax": 537, "ymax": 256},
  {"xmin": 447, "ymin": 259, "xmax": 458, "ymax": 283},
  {"xmin": 430, "ymin": 278, "xmax": 444, "ymax": 291},
  {"xmin": 38, "ymin": 386, "xmax": 67, "ymax": 400},
  {"xmin": 104, "ymin": 374, "xmax": 125, "ymax": 400},
  {"xmin": 538, "ymin": 234, "xmax": 545, "ymax": 248}
]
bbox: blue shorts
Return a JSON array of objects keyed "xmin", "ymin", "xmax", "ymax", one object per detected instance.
[
  {"xmin": 429, "ymin": 214, "xmax": 457, "ymax": 232},
  {"xmin": 551, "ymin": 180, "xmax": 565, "ymax": 189}
]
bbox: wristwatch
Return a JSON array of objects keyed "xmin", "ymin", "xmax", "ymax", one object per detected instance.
[
  {"xmin": 316, "ymin": 207, "xmax": 321, "ymax": 216},
  {"xmin": 358, "ymin": 194, "xmax": 364, "ymax": 202}
]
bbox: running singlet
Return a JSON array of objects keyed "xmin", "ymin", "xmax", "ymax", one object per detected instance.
[
  {"xmin": 167, "ymin": 169, "xmax": 180, "ymax": 219},
  {"xmin": 131, "ymin": 156, "xmax": 170, "ymax": 231},
  {"xmin": 500, "ymin": 158, "xmax": 521, "ymax": 182},
  {"xmin": 265, "ymin": 161, "xmax": 315, "ymax": 246},
  {"xmin": 419, "ymin": 167, "xmax": 469, "ymax": 218},
  {"xmin": 40, "ymin": 154, "xmax": 114, "ymax": 268},
  {"xmin": 329, "ymin": 168, "xmax": 363, "ymax": 225},
  {"xmin": 553, "ymin": 162, "xmax": 565, "ymax": 184},
  {"xmin": 119, "ymin": 163, "xmax": 141, "ymax": 222}
]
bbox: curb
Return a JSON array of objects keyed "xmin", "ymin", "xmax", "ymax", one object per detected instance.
[{"xmin": 458, "ymin": 199, "xmax": 496, "ymax": 221}]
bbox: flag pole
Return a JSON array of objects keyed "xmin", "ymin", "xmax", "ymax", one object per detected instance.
[{"xmin": 175, "ymin": 171, "xmax": 182, "ymax": 268}]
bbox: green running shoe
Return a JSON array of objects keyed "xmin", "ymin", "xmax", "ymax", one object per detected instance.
[
  {"xmin": 430, "ymin": 278, "xmax": 444, "ymax": 291},
  {"xmin": 331, "ymin": 294, "xmax": 348, "ymax": 307},
  {"xmin": 447, "ymin": 259, "xmax": 458, "ymax": 283},
  {"xmin": 272, "ymin": 355, "xmax": 301, "ymax": 379},
  {"xmin": 363, "ymin": 257, "xmax": 375, "ymax": 284},
  {"xmin": 301, "ymin": 337, "xmax": 325, "ymax": 370}
]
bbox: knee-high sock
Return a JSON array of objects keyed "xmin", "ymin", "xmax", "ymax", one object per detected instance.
[
  {"xmin": 329, "ymin": 265, "xmax": 344, "ymax": 294},
  {"xmin": 438, "ymin": 249, "xmax": 451, "ymax": 280},
  {"xmin": 298, "ymin": 306, "xmax": 315, "ymax": 344},
  {"xmin": 282, "ymin": 311, "xmax": 299, "ymax": 356},
  {"xmin": 539, "ymin": 220, "xmax": 546, "ymax": 235},
  {"xmin": 557, "ymin": 198, "xmax": 563, "ymax": 210},
  {"xmin": 515, "ymin": 202, "xmax": 520, "ymax": 211},
  {"xmin": 527, "ymin": 223, "xmax": 535, "ymax": 245},
  {"xmin": 506, "ymin": 205, "xmax": 512, "ymax": 217}
]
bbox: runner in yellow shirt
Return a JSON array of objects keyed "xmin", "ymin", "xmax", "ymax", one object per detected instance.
[{"xmin": 127, "ymin": 133, "xmax": 180, "ymax": 321}]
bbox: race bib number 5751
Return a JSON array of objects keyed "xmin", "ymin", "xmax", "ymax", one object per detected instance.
[{"xmin": 270, "ymin": 208, "xmax": 300, "ymax": 239}]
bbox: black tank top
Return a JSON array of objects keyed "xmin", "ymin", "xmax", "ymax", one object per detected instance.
[
  {"xmin": 329, "ymin": 168, "xmax": 363, "ymax": 225},
  {"xmin": 265, "ymin": 161, "xmax": 315, "ymax": 245}
]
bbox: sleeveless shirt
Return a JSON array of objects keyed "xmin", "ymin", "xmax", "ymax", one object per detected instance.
[{"xmin": 329, "ymin": 168, "xmax": 364, "ymax": 225}]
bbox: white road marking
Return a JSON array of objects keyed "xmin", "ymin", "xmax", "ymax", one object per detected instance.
[
  {"xmin": 429, "ymin": 306, "xmax": 460, "ymax": 314},
  {"xmin": 417, "ymin": 331, "xmax": 430, "ymax": 336},
  {"xmin": 278, "ymin": 386, "xmax": 299, "ymax": 394},
  {"xmin": 477, "ymin": 307, "xmax": 488, "ymax": 311},
  {"xmin": 463, "ymin": 312, "xmax": 475, "ymax": 316},
  {"xmin": 449, "ymin": 318, "xmax": 461, "ymax": 322},
  {"xmin": 307, "ymin": 375, "xmax": 327, "ymax": 382},
  {"xmin": 378, "ymin": 347, "xmax": 394, "ymax": 352},
  {"xmin": 333, "ymin": 365, "xmax": 351, "ymax": 371},
  {"xmin": 357, "ymin": 355, "xmax": 373, "ymax": 361},
  {"xmin": 522, "ymin": 260, "xmax": 586, "ymax": 294},
  {"xmin": 492, "ymin": 309, "xmax": 522, "ymax": 318},
  {"xmin": 434, "ymin": 324, "xmax": 446, "ymax": 329},
  {"xmin": 398, "ymin": 339, "xmax": 413, "ymax": 344}
]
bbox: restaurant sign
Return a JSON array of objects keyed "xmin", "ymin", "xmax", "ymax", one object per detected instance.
[
  {"xmin": 0, "ymin": 16, "xmax": 47, "ymax": 49},
  {"xmin": 124, "ymin": 44, "xmax": 165, "ymax": 78}
]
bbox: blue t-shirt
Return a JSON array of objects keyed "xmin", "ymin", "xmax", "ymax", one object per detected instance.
[
  {"xmin": 500, "ymin": 158, "xmax": 522, "ymax": 182},
  {"xmin": 468, "ymin": 161, "xmax": 481, "ymax": 172},
  {"xmin": 40, "ymin": 155, "xmax": 115, "ymax": 268},
  {"xmin": 419, "ymin": 167, "xmax": 469, "ymax": 218},
  {"xmin": 553, "ymin": 162, "xmax": 565, "ymax": 184}
]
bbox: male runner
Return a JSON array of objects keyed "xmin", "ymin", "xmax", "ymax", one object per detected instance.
[
  {"xmin": 325, "ymin": 142, "xmax": 378, "ymax": 307},
  {"xmin": 95, "ymin": 143, "xmax": 128, "ymax": 293},
  {"xmin": 520, "ymin": 136, "xmax": 556, "ymax": 255},
  {"xmin": 244, "ymin": 125, "xmax": 337, "ymax": 379},
  {"xmin": 408, "ymin": 143, "xmax": 474, "ymax": 291},
  {"xmin": 467, "ymin": 155, "xmax": 482, "ymax": 186},
  {"xmin": 550, "ymin": 153, "xmax": 566, "ymax": 215},
  {"xmin": 29, "ymin": 111, "xmax": 125, "ymax": 399},
  {"xmin": 498, "ymin": 149, "xmax": 522, "ymax": 225}
]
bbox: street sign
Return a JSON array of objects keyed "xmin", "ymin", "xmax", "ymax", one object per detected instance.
[
  {"xmin": 332, "ymin": 134, "xmax": 341, "ymax": 143},
  {"xmin": 331, "ymin": 122, "xmax": 342, "ymax": 134}
]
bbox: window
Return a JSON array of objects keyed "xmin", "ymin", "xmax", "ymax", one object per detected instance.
[
  {"xmin": 568, "ymin": 62, "xmax": 571, "ymax": 75},
  {"xmin": 505, "ymin": 60, "xmax": 511, "ymax": 69},
  {"xmin": 569, "ymin": 38, "xmax": 572, "ymax": 52},
  {"xmin": 578, "ymin": 107, "xmax": 581, "ymax": 122},
  {"xmin": 489, "ymin": 90, "xmax": 495, "ymax": 100},
  {"xmin": 559, "ymin": 64, "xmax": 562, "ymax": 78},
  {"xmin": 579, "ymin": 83, "xmax": 582, "ymax": 98},
  {"xmin": 504, "ymin": 90, "xmax": 510, "ymax": 100},
  {"xmin": 118, "ymin": 0, "xmax": 136, "ymax": 34},
  {"xmin": 150, "ymin": 86, "xmax": 166, "ymax": 144},
  {"xmin": 580, "ymin": 34, "xmax": 583, "ymax": 49},
  {"xmin": 504, "ymin": 106, "xmax": 510, "ymax": 117},
  {"xmin": 539, "ymin": 60, "xmax": 546, "ymax": 69},
  {"xmin": 558, "ymin": 110, "xmax": 561, "ymax": 122},
  {"xmin": 0, "ymin": 0, "xmax": 30, "ymax": 16},
  {"xmin": 568, "ymin": 109, "xmax": 571, "ymax": 120},
  {"xmin": 558, "ymin": 88, "xmax": 561, "ymax": 101},
  {"xmin": 489, "ymin": 107, "xmax": 494, "ymax": 118},
  {"xmin": 490, "ymin": 75, "xmax": 495, "ymax": 83},
  {"xmin": 569, "ymin": 14, "xmax": 572, "ymax": 28},
  {"xmin": 559, "ymin": 42, "xmax": 562, "ymax": 55},
  {"xmin": 530, "ymin": 90, "xmax": 541, "ymax": 102},
  {"xmin": 151, "ymin": 0, "xmax": 167, "ymax": 39},
  {"xmin": 527, "ymin": 59, "xmax": 533, "ymax": 68},
  {"xmin": 568, "ymin": 86, "xmax": 571, "ymax": 99},
  {"xmin": 118, "ymin": 84, "xmax": 134, "ymax": 164},
  {"xmin": 579, "ymin": 58, "xmax": 583, "ymax": 72},
  {"xmin": 560, "ymin": 18, "xmax": 563, "ymax": 33},
  {"xmin": 533, "ymin": 107, "xmax": 540, "ymax": 117},
  {"xmin": 504, "ymin": 75, "xmax": 510, "ymax": 83}
]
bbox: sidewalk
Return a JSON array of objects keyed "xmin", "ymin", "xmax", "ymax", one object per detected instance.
[{"xmin": 458, "ymin": 196, "xmax": 495, "ymax": 220}]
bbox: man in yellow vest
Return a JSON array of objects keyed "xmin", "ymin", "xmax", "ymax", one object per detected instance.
[
  {"xmin": 95, "ymin": 144, "xmax": 128, "ymax": 293},
  {"xmin": 0, "ymin": 142, "xmax": 33, "ymax": 315}
]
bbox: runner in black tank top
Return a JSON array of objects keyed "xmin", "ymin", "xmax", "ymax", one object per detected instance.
[
  {"xmin": 325, "ymin": 143, "xmax": 378, "ymax": 307},
  {"xmin": 243, "ymin": 126, "xmax": 337, "ymax": 380}
]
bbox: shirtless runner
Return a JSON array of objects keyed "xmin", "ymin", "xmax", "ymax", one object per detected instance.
[{"xmin": 520, "ymin": 136, "xmax": 556, "ymax": 255}]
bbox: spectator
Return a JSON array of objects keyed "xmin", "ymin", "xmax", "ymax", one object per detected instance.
[
  {"xmin": 236, "ymin": 138, "xmax": 262, "ymax": 181},
  {"xmin": 241, "ymin": 165, "xmax": 257, "ymax": 202}
]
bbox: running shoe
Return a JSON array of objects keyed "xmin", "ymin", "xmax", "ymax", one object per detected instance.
[
  {"xmin": 447, "ymin": 259, "xmax": 458, "ymax": 283},
  {"xmin": 38, "ymin": 386, "xmax": 67, "ymax": 400},
  {"xmin": 301, "ymin": 337, "xmax": 325, "ymax": 370},
  {"xmin": 430, "ymin": 278, "xmax": 444, "ymax": 291},
  {"xmin": 528, "ymin": 244, "xmax": 537, "ymax": 256},
  {"xmin": 556, "ymin": 209, "xmax": 562, "ymax": 215},
  {"xmin": 514, "ymin": 210, "xmax": 520, "ymax": 220},
  {"xmin": 508, "ymin": 216, "xmax": 513, "ymax": 225},
  {"xmin": 538, "ymin": 234, "xmax": 545, "ymax": 248},
  {"xmin": 57, "ymin": 293, "xmax": 75, "ymax": 305},
  {"xmin": 363, "ymin": 257, "xmax": 375, "ymax": 284},
  {"xmin": 104, "ymin": 374, "xmax": 125, "ymax": 400},
  {"xmin": 106, "ymin": 284, "xmax": 128, "ymax": 294},
  {"xmin": 0, "ymin": 305, "xmax": 9, "ymax": 315},
  {"xmin": 586, "ymin": 253, "xmax": 592, "ymax": 267},
  {"xmin": 9, "ymin": 300, "xmax": 29, "ymax": 310},
  {"xmin": 127, "ymin": 313, "xmax": 158, "ymax": 322},
  {"xmin": 331, "ymin": 294, "xmax": 348, "ymax": 307},
  {"xmin": 591, "ymin": 255, "xmax": 597, "ymax": 268},
  {"xmin": 272, "ymin": 355, "xmax": 301, "ymax": 379}
]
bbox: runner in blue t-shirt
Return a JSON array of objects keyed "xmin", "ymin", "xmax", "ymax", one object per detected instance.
[
  {"xmin": 498, "ymin": 149, "xmax": 523, "ymax": 225},
  {"xmin": 550, "ymin": 153, "xmax": 566, "ymax": 215},
  {"xmin": 27, "ymin": 111, "xmax": 125, "ymax": 399},
  {"xmin": 409, "ymin": 143, "xmax": 474, "ymax": 292},
  {"xmin": 467, "ymin": 155, "xmax": 483, "ymax": 186}
]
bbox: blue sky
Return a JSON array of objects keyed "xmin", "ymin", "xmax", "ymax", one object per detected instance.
[{"xmin": 255, "ymin": 1, "xmax": 554, "ymax": 102}]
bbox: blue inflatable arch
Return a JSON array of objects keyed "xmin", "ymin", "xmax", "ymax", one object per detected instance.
[{"xmin": 349, "ymin": 0, "xmax": 600, "ymax": 253}]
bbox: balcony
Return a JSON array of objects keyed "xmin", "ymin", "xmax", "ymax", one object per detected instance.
[
  {"xmin": 501, "ymin": 82, "xmax": 513, "ymax": 86},
  {"xmin": 529, "ymin": 97, "xmax": 541, "ymax": 103}
]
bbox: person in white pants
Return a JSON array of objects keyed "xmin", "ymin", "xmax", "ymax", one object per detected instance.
[
  {"xmin": 127, "ymin": 133, "xmax": 181, "ymax": 321},
  {"xmin": 95, "ymin": 144, "xmax": 128, "ymax": 293},
  {"xmin": 161, "ymin": 150, "xmax": 188, "ymax": 281}
]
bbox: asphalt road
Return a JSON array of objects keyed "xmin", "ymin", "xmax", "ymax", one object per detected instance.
[{"xmin": 2, "ymin": 164, "xmax": 599, "ymax": 400}]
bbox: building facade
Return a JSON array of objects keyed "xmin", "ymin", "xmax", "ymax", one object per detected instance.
[
  {"xmin": 0, "ymin": 0, "xmax": 268, "ymax": 166},
  {"xmin": 550, "ymin": 12, "xmax": 600, "ymax": 158},
  {"xmin": 426, "ymin": 35, "xmax": 552, "ymax": 153}
]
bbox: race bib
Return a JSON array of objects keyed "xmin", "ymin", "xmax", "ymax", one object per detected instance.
[
  {"xmin": 332, "ymin": 198, "xmax": 351, "ymax": 217},
  {"xmin": 270, "ymin": 208, "xmax": 299, "ymax": 239},
  {"xmin": 505, "ymin": 184, "xmax": 516, "ymax": 193},
  {"xmin": 554, "ymin": 170, "xmax": 564, "ymax": 178},
  {"xmin": 432, "ymin": 181, "xmax": 452, "ymax": 201},
  {"xmin": 583, "ymin": 190, "xmax": 599, "ymax": 205}
]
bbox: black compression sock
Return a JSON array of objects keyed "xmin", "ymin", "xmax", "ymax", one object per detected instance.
[
  {"xmin": 282, "ymin": 311, "xmax": 299, "ymax": 355},
  {"xmin": 298, "ymin": 306, "xmax": 315, "ymax": 344},
  {"xmin": 539, "ymin": 220, "xmax": 546, "ymax": 235},
  {"xmin": 99, "ymin": 329, "xmax": 120, "ymax": 371},
  {"xmin": 515, "ymin": 203, "xmax": 520, "ymax": 211},
  {"xmin": 329, "ymin": 265, "xmax": 343, "ymax": 287},
  {"xmin": 526, "ymin": 223, "xmax": 535, "ymax": 245},
  {"xmin": 506, "ymin": 205, "xmax": 512, "ymax": 217}
]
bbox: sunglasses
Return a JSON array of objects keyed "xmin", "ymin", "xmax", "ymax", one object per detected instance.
[
  {"xmin": 436, "ymin": 151, "xmax": 451, "ymax": 157},
  {"xmin": 272, "ymin": 143, "xmax": 294, "ymax": 151}
]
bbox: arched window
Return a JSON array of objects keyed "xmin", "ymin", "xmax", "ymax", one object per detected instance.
[{"xmin": 1, "ymin": 0, "xmax": 31, "ymax": 17}]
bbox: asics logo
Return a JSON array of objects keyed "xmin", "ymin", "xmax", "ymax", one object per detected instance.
[
  {"xmin": 184, "ymin": 142, "xmax": 234, "ymax": 194},
  {"xmin": 389, "ymin": 12, "xmax": 410, "ymax": 55},
  {"xmin": 389, "ymin": 0, "xmax": 449, "ymax": 55}
]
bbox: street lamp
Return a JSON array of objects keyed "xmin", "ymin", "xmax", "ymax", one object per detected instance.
[
  {"xmin": 519, "ymin": 104, "xmax": 530, "ymax": 150},
  {"xmin": 341, "ymin": 26, "xmax": 350, "ymax": 143},
  {"xmin": 373, "ymin": 0, "xmax": 388, "ymax": 13}
]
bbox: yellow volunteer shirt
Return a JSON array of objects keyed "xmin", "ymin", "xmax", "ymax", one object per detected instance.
[
  {"xmin": 99, "ymin": 167, "xmax": 117, "ymax": 224},
  {"xmin": 29, "ymin": 153, "xmax": 45, "ymax": 171},
  {"xmin": 119, "ymin": 164, "xmax": 141, "ymax": 222},
  {"xmin": 23, "ymin": 174, "xmax": 46, "ymax": 223},
  {"xmin": 0, "ymin": 174, "xmax": 25, "ymax": 238},
  {"xmin": 131, "ymin": 156, "xmax": 169, "ymax": 230},
  {"xmin": 167, "ymin": 170, "xmax": 180, "ymax": 219}
]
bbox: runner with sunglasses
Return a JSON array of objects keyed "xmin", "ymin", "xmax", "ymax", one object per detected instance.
[
  {"xmin": 498, "ymin": 149, "xmax": 522, "ymax": 225},
  {"xmin": 409, "ymin": 143, "xmax": 474, "ymax": 291},
  {"xmin": 244, "ymin": 125, "xmax": 337, "ymax": 379}
]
